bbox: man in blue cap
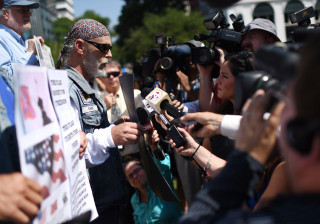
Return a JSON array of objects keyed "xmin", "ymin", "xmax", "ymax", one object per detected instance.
[{"xmin": 0, "ymin": 0, "xmax": 44, "ymax": 80}]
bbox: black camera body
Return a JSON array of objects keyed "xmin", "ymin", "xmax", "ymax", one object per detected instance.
[
  {"xmin": 234, "ymin": 43, "xmax": 299, "ymax": 113},
  {"xmin": 191, "ymin": 11, "xmax": 244, "ymax": 65},
  {"xmin": 289, "ymin": 6, "xmax": 320, "ymax": 42},
  {"xmin": 289, "ymin": 6, "xmax": 315, "ymax": 28},
  {"xmin": 154, "ymin": 34, "xmax": 193, "ymax": 76}
]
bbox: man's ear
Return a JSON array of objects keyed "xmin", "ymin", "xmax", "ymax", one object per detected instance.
[
  {"xmin": 266, "ymin": 36, "xmax": 276, "ymax": 44},
  {"xmin": 74, "ymin": 39, "xmax": 85, "ymax": 55},
  {"xmin": 2, "ymin": 8, "xmax": 9, "ymax": 20}
]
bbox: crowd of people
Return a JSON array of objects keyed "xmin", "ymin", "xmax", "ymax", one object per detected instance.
[{"xmin": 1, "ymin": 0, "xmax": 320, "ymax": 223}]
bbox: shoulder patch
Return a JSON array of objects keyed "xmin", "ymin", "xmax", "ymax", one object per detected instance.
[{"xmin": 78, "ymin": 89, "xmax": 94, "ymax": 105}]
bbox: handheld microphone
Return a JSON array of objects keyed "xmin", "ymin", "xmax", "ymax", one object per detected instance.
[
  {"xmin": 142, "ymin": 100, "xmax": 186, "ymax": 148},
  {"xmin": 146, "ymin": 87, "xmax": 184, "ymax": 118},
  {"xmin": 136, "ymin": 107, "xmax": 165, "ymax": 160}
]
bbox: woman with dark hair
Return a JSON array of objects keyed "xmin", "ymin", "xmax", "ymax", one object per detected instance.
[{"xmin": 215, "ymin": 51, "xmax": 255, "ymax": 113}]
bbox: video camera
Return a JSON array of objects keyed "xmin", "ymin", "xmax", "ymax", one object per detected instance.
[
  {"xmin": 154, "ymin": 34, "xmax": 197, "ymax": 76},
  {"xmin": 289, "ymin": 6, "xmax": 320, "ymax": 42},
  {"xmin": 191, "ymin": 11, "xmax": 244, "ymax": 65},
  {"xmin": 234, "ymin": 43, "xmax": 300, "ymax": 113}
]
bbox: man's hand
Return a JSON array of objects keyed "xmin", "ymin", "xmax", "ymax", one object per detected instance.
[
  {"xmin": 111, "ymin": 122, "xmax": 142, "ymax": 146},
  {"xmin": 27, "ymin": 36, "xmax": 45, "ymax": 55},
  {"xmin": 105, "ymin": 93, "xmax": 116, "ymax": 110},
  {"xmin": 78, "ymin": 130, "xmax": 87, "ymax": 158},
  {"xmin": 235, "ymin": 90, "xmax": 285, "ymax": 164},
  {"xmin": 214, "ymin": 46, "xmax": 227, "ymax": 67},
  {"xmin": 169, "ymin": 93, "xmax": 184, "ymax": 111},
  {"xmin": 180, "ymin": 112, "xmax": 224, "ymax": 138},
  {"xmin": 176, "ymin": 70, "xmax": 191, "ymax": 92},
  {"xmin": 0, "ymin": 173, "xmax": 42, "ymax": 224}
]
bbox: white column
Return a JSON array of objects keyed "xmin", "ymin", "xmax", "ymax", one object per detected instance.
[
  {"xmin": 271, "ymin": 1, "xmax": 287, "ymax": 42},
  {"xmin": 303, "ymin": 0, "xmax": 317, "ymax": 24}
]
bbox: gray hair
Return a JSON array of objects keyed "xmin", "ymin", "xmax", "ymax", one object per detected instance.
[{"xmin": 56, "ymin": 37, "xmax": 75, "ymax": 69}]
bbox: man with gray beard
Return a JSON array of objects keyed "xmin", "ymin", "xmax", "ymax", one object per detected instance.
[
  {"xmin": 57, "ymin": 19, "xmax": 142, "ymax": 224},
  {"xmin": 0, "ymin": 0, "xmax": 44, "ymax": 80}
]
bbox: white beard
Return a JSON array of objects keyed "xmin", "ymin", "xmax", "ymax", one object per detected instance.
[
  {"xmin": 83, "ymin": 51, "xmax": 108, "ymax": 80},
  {"xmin": 7, "ymin": 11, "xmax": 30, "ymax": 35}
]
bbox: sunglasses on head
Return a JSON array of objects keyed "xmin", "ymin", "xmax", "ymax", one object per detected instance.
[
  {"xmin": 105, "ymin": 71, "xmax": 121, "ymax": 78},
  {"xmin": 83, "ymin": 39, "xmax": 112, "ymax": 54}
]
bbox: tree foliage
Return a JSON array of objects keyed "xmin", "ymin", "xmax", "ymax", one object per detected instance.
[
  {"xmin": 114, "ymin": 7, "xmax": 207, "ymax": 64},
  {"xmin": 115, "ymin": 0, "xmax": 186, "ymax": 46},
  {"xmin": 51, "ymin": 17, "xmax": 74, "ymax": 43}
]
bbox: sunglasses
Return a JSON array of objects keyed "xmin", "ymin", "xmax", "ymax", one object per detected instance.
[
  {"xmin": 10, "ymin": 7, "xmax": 33, "ymax": 14},
  {"xmin": 105, "ymin": 71, "xmax": 121, "ymax": 78},
  {"xmin": 83, "ymin": 39, "xmax": 112, "ymax": 54}
]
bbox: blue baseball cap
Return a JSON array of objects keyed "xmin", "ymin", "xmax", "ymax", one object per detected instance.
[{"xmin": 3, "ymin": 0, "xmax": 39, "ymax": 9}]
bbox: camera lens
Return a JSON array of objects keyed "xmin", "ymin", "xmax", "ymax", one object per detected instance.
[{"xmin": 160, "ymin": 57, "xmax": 173, "ymax": 70}]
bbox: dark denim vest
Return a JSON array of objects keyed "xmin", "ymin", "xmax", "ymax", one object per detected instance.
[{"xmin": 66, "ymin": 66, "xmax": 127, "ymax": 211}]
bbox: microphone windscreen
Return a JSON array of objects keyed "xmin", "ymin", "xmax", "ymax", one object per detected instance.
[
  {"xmin": 144, "ymin": 77, "xmax": 155, "ymax": 88},
  {"xmin": 136, "ymin": 107, "xmax": 153, "ymax": 132}
]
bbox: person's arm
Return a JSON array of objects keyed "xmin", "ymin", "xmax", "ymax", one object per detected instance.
[
  {"xmin": 179, "ymin": 150, "xmax": 265, "ymax": 223},
  {"xmin": 0, "ymin": 37, "xmax": 39, "ymax": 80},
  {"xmin": 198, "ymin": 64, "xmax": 215, "ymax": 112},
  {"xmin": 179, "ymin": 92, "xmax": 285, "ymax": 223},
  {"xmin": 183, "ymin": 100, "xmax": 200, "ymax": 113},
  {"xmin": 171, "ymin": 128, "xmax": 226, "ymax": 178},
  {"xmin": 220, "ymin": 115, "xmax": 242, "ymax": 140},
  {"xmin": 70, "ymin": 98, "xmax": 142, "ymax": 167},
  {"xmin": 176, "ymin": 70, "xmax": 198, "ymax": 101},
  {"xmin": 70, "ymin": 98, "xmax": 114, "ymax": 167},
  {"xmin": 181, "ymin": 112, "xmax": 242, "ymax": 140},
  {"xmin": 181, "ymin": 112, "xmax": 224, "ymax": 138}
]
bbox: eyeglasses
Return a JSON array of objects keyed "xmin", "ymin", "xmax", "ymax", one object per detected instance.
[
  {"xmin": 83, "ymin": 39, "xmax": 112, "ymax": 54},
  {"xmin": 105, "ymin": 71, "xmax": 121, "ymax": 78},
  {"xmin": 10, "ymin": 7, "xmax": 33, "ymax": 14},
  {"xmin": 127, "ymin": 167, "xmax": 143, "ymax": 180}
]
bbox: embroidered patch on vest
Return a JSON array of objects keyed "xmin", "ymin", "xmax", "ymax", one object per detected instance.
[
  {"xmin": 82, "ymin": 105, "xmax": 98, "ymax": 114},
  {"xmin": 78, "ymin": 90, "xmax": 93, "ymax": 105}
]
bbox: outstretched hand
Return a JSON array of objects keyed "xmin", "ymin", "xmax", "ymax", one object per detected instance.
[
  {"xmin": 170, "ymin": 127, "xmax": 199, "ymax": 157},
  {"xmin": 180, "ymin": 112, "xmax": 224, "ymax": 138},
  {"xmin": 111, "ymin": 122, "xmax": 142, "ymax": 146}
]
